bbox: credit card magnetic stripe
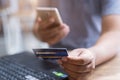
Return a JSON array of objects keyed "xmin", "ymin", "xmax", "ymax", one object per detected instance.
[{"xmin": 33, "ymin": 48, "xmax": 68, "ymax": 58}]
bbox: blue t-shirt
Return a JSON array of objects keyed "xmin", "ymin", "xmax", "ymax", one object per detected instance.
[{"xmin": 50, "ymin": 0, "xmax": 120, "ymax": 49}]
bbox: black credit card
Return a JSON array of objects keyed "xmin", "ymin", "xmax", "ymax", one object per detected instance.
[{"xmin": 33, "ymin": 48, "xmax": 68, "ymax": 60}]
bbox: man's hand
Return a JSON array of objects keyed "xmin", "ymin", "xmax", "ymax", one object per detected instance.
[
  {"xmin": 57, "ymin": 48, "xmax": 96, "ymax": 80},
  {"xmin": 33, "ymin": 17, "xmax": 70, "ymax": 45}
]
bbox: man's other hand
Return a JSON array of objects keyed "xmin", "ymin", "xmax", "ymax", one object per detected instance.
[{"xmin": 33, "ymin": 17, "xmax": 70, "ymax": 45}]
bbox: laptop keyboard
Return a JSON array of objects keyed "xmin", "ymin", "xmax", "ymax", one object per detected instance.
[{"xmin": 0, "ymin": 57, "xmax": 56, "ymax": 80}]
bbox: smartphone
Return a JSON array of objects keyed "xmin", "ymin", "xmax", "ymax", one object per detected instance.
[{"xmin": 36, "ymin": 7, "xmax": 63, "ymax": 24}]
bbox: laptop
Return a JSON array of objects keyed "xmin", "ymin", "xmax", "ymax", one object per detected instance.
[
  {"xmin": 0, "ymin": 21, "xmax": 68, "ymax": 80},
  {"xmin": 0, "ymin": 51, "xmax": 68, "ymax": 80}
]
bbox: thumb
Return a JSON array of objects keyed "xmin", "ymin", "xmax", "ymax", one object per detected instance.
[
  {"xmin": 78, "ymin": 50, "xmax": 94, "ymax": 65},
  {"xmin": 79, "ymin": 50, "xmax": 96, "ymax": 69},
  {"xmin": 66, "ymin": 49, "xmax": 95, "ymax": 65}
]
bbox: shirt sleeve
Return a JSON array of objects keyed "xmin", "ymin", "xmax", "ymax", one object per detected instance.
[{"xmin": 101, "ymin": 0, "xmax": 120, "ymax": 16}]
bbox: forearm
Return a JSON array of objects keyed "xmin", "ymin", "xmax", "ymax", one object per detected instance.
[{"xmin": 88, "ymin": 31, "xmax": 120, "ymax": 66}]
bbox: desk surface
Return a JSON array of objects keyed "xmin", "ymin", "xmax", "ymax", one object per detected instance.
[{"xmin": 88, "ymin": 53, "xmax": 120, "ymax": 80}]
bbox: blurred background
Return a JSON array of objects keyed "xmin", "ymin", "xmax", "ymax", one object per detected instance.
[{"xmin": 0, "ymin": 0, "xmax": 53, "ymax": 56}]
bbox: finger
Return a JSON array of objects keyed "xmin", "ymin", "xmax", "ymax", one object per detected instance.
[
  {"xmin": 38, "ymin": 18, "xmax": 61, "ymax": 30},
  {"xmin": 38, "ymin": 21, "xmax": 55, "ymax": 30},
  {"xmin": 44, "ymin": 25, "xmax": 69, "ymax": 45},
  {"xmin": 77, "ymin": 77, "xmax": 88, "ymax": 80},
  {"xmin": 39, "ymin": 23, "xmax": 68, "ymax": 35},
  {"xmin": 57, "ymin": 60, "xmax": 62, "ymax": 65},
  {"xmin": 39, "ymin": 25, "xmax": 63, "ymax": 38},
  {"xmin": 38, "ymin": 23, "xmax": 68, "ymax": 43},
  {"xmin": 64, "ymin": 68, "xmax": 88, "ymax": 80},
  {"xmin": 40, "ymin": 28, "xmax": 61, "ymax": 44},
  {"xmin": 67, "ymin": 50, "xmax": 94, "ymax": 65},
  {"xmin": 46, "ymin": 32, "xmax": 64, "ymax": 45},
  {"xmin": 64, "ymin": 68, "xmax": 79, "ymax": 79},
  {"xmin": 62, "ymin": 62, "xmax": 92, "ymax": 73},
  {"xmin": 78, "ymin": 51, "xmax": 94, "ymax": 65},
  {"xmin": 87, "ymin": 62, "xmax": 95, "ymax": 70},
  {"xmin": 61, "ymin": 49, "xmax": 85, "ymax": 65},
  {"xmin": 68, "ymin": 76, "xmax": 76, "ymax": 80},
  {"xmin": 33, "ymin": 18, "xmax": 42, "ymax": 41},
  {"xmin": 39, "ymin": 22, "xmax": 60, "ymax": 30},
  {"xmin": 34, "ymin": 17, "xmax": 42, "ymax": 23},
  {"xmin": 36, "ymin": 23, "xmax": 63, "ymax": 43}
]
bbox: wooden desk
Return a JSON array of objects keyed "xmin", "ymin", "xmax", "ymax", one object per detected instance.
[{"xmin": 88, "ymin": 53, "xmax": 120, "ymax": 80}]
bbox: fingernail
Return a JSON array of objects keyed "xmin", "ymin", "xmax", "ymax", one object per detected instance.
[{"xmin": 62, "ymin": 57, "xmax": 67, "ymax": 62}]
